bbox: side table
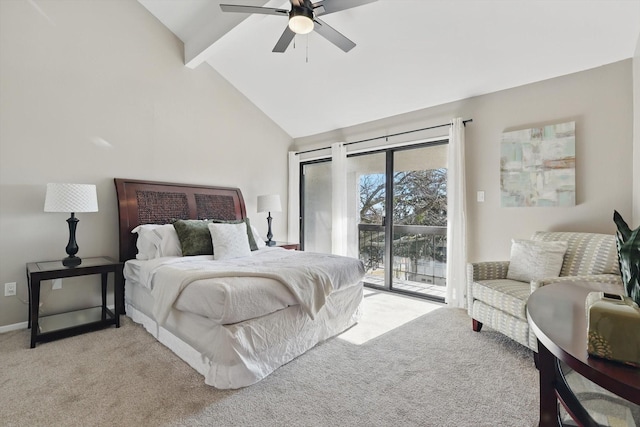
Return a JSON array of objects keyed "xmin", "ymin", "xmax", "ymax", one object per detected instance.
[
  {"xmin": 275, "ymin": 242, "xmax": 300, "ymax": 250},
  {"xmin": 26, "ymin": 256, "xmax": 123, "ymax": 348},
  {"xmin": 527, "ymin": 282, "xmax": 640, "ymax": 426}
]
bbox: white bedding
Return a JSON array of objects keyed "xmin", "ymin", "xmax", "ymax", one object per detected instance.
[
  {"xmin": 124, "ymin": 247, "xmax": 364, "ymax": 325},
  {"xmin": 125, "ymin": 280, "xmax": 363, "ymax": 389},
  {"xmin": 125, "ymin": 256, "xmax": 298, "ymax": 325},
  {"xmin": 123, "ymin": 247, "xmax": 365, "ymax": 389}
]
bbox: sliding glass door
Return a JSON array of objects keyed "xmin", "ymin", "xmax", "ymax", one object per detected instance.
[
  {"xmin": 301, "ymin": 141, "xmax": 448, "ymax": 301},
  {"xmin": 348, "ymin": 151, "xmax": 387, "ymax": 286},
  {"xmin": 301, "ymin": 160, "xmax": 332, "ymax": 253},
  {"xmin": 389, "ymin": 145, "xmax": 447, "ymax": 300}
]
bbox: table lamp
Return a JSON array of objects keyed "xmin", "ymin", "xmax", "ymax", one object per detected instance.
[
  {"xmin": 44, "ymin": 183, "xmax": 98, "ymax": 267},
  {"xmin": 257, "ymin": 194, "xmax": 281, "ymax": 246}
]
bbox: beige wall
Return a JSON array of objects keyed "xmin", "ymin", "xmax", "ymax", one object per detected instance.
[
  {"xmin": 295, "ymin": 60, "xmax": 635, "ymax": 263},
  {"xmin": 0, "ymin": 0, "xmax": 292, "ymax": 328}
]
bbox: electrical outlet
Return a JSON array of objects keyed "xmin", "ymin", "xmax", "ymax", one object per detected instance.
[
  {"xmin": 477, "ymin": 191, "xmax": 485, "ymax": 203},
  {"xmin": 4, "ymin": 282, "xmax": 16, "ymax": 297},
  {"xmin": 52, "ymin": 279, "xmax": 63, "ymax": 290}
]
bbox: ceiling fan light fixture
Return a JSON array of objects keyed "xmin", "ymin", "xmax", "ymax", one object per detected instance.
[{"xmin": 288, "ymin": 6, "xmax": 314, "ymax": 35}]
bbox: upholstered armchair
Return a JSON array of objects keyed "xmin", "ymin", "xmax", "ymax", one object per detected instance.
[{"xmin": 467, "ymin": 232, "xmax": 624, "ymax": 351}]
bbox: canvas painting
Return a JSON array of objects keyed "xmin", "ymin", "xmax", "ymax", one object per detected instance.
[{"xmin": 500, "ymin": 121, "xmax": 575, "ymax": 207}]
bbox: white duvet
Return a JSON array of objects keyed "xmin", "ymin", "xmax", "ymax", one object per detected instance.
[{"xmin": 124, "ymin": 247, "xmax": 365, "ymax": 326}]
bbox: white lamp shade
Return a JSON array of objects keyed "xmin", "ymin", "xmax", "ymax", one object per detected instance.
[
  {"xmin": 257, "ymin": 194, "xmax": 282, "ymax": 213},
  {"xmin": 44, "ymin": 183, "xmax": 99, "ymax": 213}
]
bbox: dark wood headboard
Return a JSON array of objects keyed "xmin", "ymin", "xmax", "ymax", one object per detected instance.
[{"xmin": 114, "ymin": 178, "xmax": 247, "ymax": 262}]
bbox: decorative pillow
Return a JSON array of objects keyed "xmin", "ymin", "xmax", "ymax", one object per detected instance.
[
  {"xmin": 173, "ymin": 219, "xmax": 213, "ymax": 256},
  {"xmin": 208, "ymin": 222, "xmax": 252, "ymax": 260},
  {"xmin": 210, "ymin": 218, "xmax": 259, "ymax": 251},
  {"xmin": 506, "ymin": 239, "xmax": 568, "ymax": 282}
]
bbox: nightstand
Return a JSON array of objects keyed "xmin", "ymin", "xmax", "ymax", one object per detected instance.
[
  {"xmin": 275, "ymin": 242, "xmax": 300, "ymax": 250},
  {"xmin": 26, "ymin": 256, "xmax": 123, "ymax": 348}
]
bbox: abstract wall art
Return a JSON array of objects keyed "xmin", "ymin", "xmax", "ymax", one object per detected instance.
[{"xmin": 500, "ymin": 121, "xmax": 575, "ymax": 207}]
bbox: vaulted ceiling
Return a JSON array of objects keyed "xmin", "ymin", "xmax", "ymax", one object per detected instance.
[{"xmin": 139, "ymin": 0, "xmax": 640, "ymax": 138}]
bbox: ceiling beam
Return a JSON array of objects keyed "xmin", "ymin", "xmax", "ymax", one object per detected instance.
[{"xmin": 185, "ymin": 0, "xmax": 271, "ymax": 69}]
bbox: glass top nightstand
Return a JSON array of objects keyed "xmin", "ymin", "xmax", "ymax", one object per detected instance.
[{"xmin": 26, "ymin": 256, "xmax": 124, "ymax": 348}]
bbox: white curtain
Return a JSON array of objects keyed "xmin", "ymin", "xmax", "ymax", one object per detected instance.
[
  {"xmin": 445, "ymin": 118, "xmax": 468, "ymax": 308},
  {"xmin": 331, "ymin": 143, "xmax": 348, "ymax": 256},
  {"xmin": 287, "ymin": 151, "xmax": 300, "ymax": 244}
]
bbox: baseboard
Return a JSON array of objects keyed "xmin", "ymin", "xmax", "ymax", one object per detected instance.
[{"xmin": 0, "ymin": 321, "xmax": 28, "ymax": 333}]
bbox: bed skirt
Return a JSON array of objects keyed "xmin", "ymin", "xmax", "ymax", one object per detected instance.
[{"xmin": 124, "ymin": 281, "xmax": 363, "ymax": 389}]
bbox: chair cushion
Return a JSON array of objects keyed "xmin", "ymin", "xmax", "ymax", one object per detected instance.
[
  {"xmin": 472, "ymin": 279, "xmax": 531, "ymax": 320},
  {"xmin": 506, "ymin": 239, "xmax": 568, "ymax": 282}
]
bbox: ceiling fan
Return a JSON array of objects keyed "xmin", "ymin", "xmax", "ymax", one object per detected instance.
[{"xmin": 219, "ymin": 0, "xmax": 378, "ymax": 53}]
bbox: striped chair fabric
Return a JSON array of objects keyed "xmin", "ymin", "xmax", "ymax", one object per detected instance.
[{"xmin": 467, "ymin": 231, "xmax": 623, "ymax": 351}]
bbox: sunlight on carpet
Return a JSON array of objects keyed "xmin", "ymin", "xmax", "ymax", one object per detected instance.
[{"xmin": 338, "ymin": 288, "xmax": 443, "ymax": 345}]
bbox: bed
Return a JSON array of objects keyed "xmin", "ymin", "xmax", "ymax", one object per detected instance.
[{"xmin": 114, "ymin": 178, "xmax": 364, "ymax": 389}]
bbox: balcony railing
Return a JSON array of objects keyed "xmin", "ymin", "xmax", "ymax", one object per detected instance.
[{"xmin": 358, "ymin": 224, "xmax": 447, "ymax": 289}]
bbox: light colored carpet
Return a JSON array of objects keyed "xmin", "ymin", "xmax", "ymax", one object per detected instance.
[{"xmin": 0, "ymin": 290, "xmax": 539, "ymax": 426}]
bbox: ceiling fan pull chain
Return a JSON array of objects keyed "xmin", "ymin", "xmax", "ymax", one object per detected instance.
[{"xmin": 306, "ymin": 34, "xmax": 309, "ymax": 63}]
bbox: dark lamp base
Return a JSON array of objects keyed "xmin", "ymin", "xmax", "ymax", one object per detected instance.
[
  {"xmin": 266, "ymin": 240, "xmax": 276, "ymax": 247},
  {"xmin": 63, "ymin": 256, "xmax": 82, "ymax": 268}
]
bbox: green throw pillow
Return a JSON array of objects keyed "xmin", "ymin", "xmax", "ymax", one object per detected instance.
[
  {"xmin": 173, "ymin": 219, "xmax": 214, "ymax": 256},
  {"xmin": 210, "ymin": 218, "xmax": 258, "ymax": 251}
]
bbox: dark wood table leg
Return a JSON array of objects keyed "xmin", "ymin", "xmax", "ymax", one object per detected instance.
[
  {"xmin": 30, "ymin": 279, "xmax": 40, "ymax": 348},
  {"xmin": 101, "ymin": 272, "xmax": 108, "ymax": 321},
  {"xmin": 537, "ymin": 340, "xmax": 561, "ymax": 427},
  {"xmin": 114, "ymin": 267, "xmax": 122, "ymax": 328},
  {"xmin": 26, "ymin": 268, "xmax": 31, "ymax": 329}
]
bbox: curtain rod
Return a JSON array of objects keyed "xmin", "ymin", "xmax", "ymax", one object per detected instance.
[{"xmin": 295, "ymin": 119, "xmax": 472, "ymax": 156}]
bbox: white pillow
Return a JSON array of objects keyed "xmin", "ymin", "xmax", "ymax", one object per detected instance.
[
  {"xmin": 251, "ymin": 225, "xmax": 266, "ymax": 249},
  {"xmin": 506, "ymin": 239, "xmax": 568, "ymax": 282},
  {"xmin": 131, "ymin": 224, "xmax": 182, "ymax": 259},
  {"xmin": 154, "ymin": 224, "xmax": 182, "ymax": 257},
  {"xmin": 208, "ymin": 222, "xmax": 252, "ymax": 260},
  {"xmin": 132, "ymin": 225, "xmax": 162, "ymax": 260}
]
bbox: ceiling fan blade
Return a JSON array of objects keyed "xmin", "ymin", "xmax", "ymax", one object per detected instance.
[
  {"xmin": 313, "ymin": 18, "xmax": 356, "ymax": 52},
  {"xmin": 313, "ymin": 0, "xmax": 377, "ymax": 16},
  {"xmin": 220, "ymin": 4, "xmax": 289, "ymax": 16},
  {"xmin": 273, "ymin": 26, "xmax": 296, "ymax": 53}
]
